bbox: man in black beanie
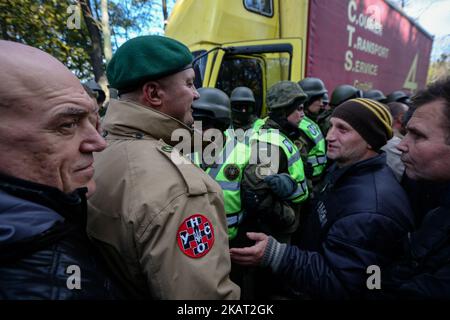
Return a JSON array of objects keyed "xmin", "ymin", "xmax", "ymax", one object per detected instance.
[{"xmin": 230, "ymin": 98, "xmax": 414, "ymax": 299}]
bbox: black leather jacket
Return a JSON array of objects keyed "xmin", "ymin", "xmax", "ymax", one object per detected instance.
[{"xmin": 0, "ymin": 174, "xmax": 123, "ymax": 299}]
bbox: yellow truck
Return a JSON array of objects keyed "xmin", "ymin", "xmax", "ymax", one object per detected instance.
[{"xmin": 165, "ymin": 0, "xmax": 433, "ymax": 116}]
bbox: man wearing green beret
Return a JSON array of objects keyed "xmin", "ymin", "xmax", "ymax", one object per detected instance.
[{"xmin": 87, "ymin": 35, "xmax": 240, "ymax": 299}]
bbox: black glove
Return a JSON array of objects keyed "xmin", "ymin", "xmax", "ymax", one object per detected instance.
[{"xmin": 264, "ymin": 173, "xmax": 297, "ymax": 199}]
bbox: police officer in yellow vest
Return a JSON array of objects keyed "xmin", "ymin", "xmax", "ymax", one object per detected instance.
[
  {"xmin": 192, "ymin": 87, "xmax": 231, "ymax": 133},
  {"xmin": 190, "ymin": 87, "xmax": 231, "ymax": 168},
  {"xmin": 230, "ymin": 87, "xmax": 261, "ymax": 130},
  {"xmin": 239, "ymin": 81, "xmax": 309, "ymax": 243},
  {"xmin": 235, "ymin": 81, "xmax": 309, "ymax": 299},
  {"xmin": 192, "ymin": 88, "xmax": 253, "ymax": 242},
  {"xmin": 297, "ymin": 77, "xmax": 328, "ymax": 180},
  {"xmin": 87, "ymin": 35, "xmax": 239, "ymax": 299}
]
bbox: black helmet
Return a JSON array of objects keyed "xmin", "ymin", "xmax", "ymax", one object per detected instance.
[
  {"xmin": 230, "ymin": 86, "xmax": 255, "ymax": 104},
  {"xmin": 386, "ymin": 90, "xmax": 411, "ymax": 104},
  {"xmin": 230, "ymin": 87, "xmax": 256, "ymax": 128},
  {"xmin": 84, "ymin": 79, "xmax": 106, "ymax": 104},
  {"xmin": 330, "ymin": 84, "xmax": 362, "ymax": 107},
  {"xmin": 192, "ymin": 87, "xmax": 231, "ymax": 131},
  {"xmin": 298, "ymin": 77, "xmax": 327, "ymax": 103},
  {"xmin": 363, "ymin": 89, "xmax": 387, "ymax": 102},
  {"xmin": 322, "ymin": 93, "xmax": 329, "ymax": 105}
]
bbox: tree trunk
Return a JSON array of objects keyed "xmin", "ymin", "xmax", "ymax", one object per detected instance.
[
  {"xmin": 162, "ymin": 0, "xmax": 168, "ymax": 29},
  {"xmin": 0, "ymin": 17, "xmax": 9, "ymax": 40},
  {"xmin": 79, "ymin": 0, "xmax": 109, "ymax": 98},
  {"xmin": 101, "ymin": 0, "xmax": 112, "ymax": 63},
  {"xmin": 80, "ymin": 0, "xmax": 105, "ymax": 82}
]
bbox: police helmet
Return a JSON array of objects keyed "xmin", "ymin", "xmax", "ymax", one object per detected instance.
[
  {"xmin": 267, "ymin": 81, "xmax": 307, "ymax": 111},
  {"xmin": 84, "ymin": 79, "xmax": 106, "ymax": 104},
  {"xmin": 230, "ymin": 86, "xmax": 256, "ymax": 104},
  {"xmin": 322, "ymin": 93, "xmax": 330, "ymax": 104},
  {"xmin": 330, "ymin": 84, "xmax": 362, "ymax": 107},
  {"xmin": 298, "ymin": 77, "xmax": 327, "ymax": 103},
  {"xmin": 386, "ymin": 90, "xmax": 411, "ymax": 104},
  {"xmin": 192, "ymin": 87, "xmax": 231, "ymax": 130},
  {"xmin": 363, "ymin": 89, "xmax": 387, "ymax": 102}
]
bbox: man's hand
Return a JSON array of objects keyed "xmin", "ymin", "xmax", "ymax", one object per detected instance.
[
  {"xmin": 229, "ymin": 232, "xmax": 269, "ymax": 266},
  {"xmin": 264, "ymin": 173, "xmax": 296, "ymax": 199}
]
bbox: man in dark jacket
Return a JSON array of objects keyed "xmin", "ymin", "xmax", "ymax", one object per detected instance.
[
  {"xmin": 379, "ymin": 77, "xmax": 450, "ymax": 299},
  {"xmin": 230, "ymin": 98, "xmax": 414, "ymax": 299},
  {"xmin": 0, "ymin": 41, "xmax": 121, "ymax": 299}
]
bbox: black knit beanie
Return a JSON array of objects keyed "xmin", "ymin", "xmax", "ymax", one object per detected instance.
[{"xmin": 331, "ymin": 98, "xmax": 393, "ymax": 151}]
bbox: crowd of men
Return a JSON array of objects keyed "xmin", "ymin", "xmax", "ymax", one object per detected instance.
[{"xmin": 1, "ymin": 35, "xmax": 449, "ymax": 300}]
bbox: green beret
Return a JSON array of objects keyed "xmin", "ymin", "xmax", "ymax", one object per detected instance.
[{"xmin": 107, "ymin": 35, "xmax": 193, "ymax": 91}]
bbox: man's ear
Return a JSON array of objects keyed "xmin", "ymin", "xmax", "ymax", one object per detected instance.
[{"xmin": 142, "ymin": 81, "xmax": 162, "ymax": 108}]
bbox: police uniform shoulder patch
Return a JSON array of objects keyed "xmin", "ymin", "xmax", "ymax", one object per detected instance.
[
  {"xmin": 177, "ymin": 214, "xmax": 215, "ymax": 258},
  {"xmin": 223, "ymin": 164, "xmax": 240, "ymax": 181},
  {"xmin": 282, "ymin": 138, "xmax": 293, "ymax": 153},
  {"xmin": 307, "ymin": 124, "xmax": 318, "ymax": 136}
]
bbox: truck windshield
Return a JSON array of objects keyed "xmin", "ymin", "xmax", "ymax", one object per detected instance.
[
  {"xmin": 192, "ymin": 50, "xmax": 207, "ymax": 89},
  {"xmin": 216, "ymin": 51, "xmax": 291, "ymax": 117}
]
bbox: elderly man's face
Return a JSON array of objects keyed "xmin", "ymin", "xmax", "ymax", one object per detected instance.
[
  {"xmin": 326, "ymin": 117, "xmax": 374, "ymax": 167},
  {"xmin": 397, "ymin": 100, "xmax": 450, "ymax": 181},
  {"xmin": 0, "ymin": 42, "xmax": 107, "ymax": 194}
]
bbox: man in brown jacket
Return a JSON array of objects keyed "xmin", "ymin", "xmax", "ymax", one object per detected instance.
[{"xmin": 87, "ymin": 35, "xmax": 240, "ymax": 299}]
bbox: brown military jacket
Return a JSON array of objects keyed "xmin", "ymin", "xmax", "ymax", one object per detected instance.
[{"xmin": 87, "ymin": 99, "xmax": 240, "ymax": 300}]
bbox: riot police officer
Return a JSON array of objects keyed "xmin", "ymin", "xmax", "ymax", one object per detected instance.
[
  {"xmin": 237, "ymin": 80, "xmax": 310, "ymax": 299},
  {"xmin": 192, "ymin": 87, "xmax": 249, "ymax": 242},
  {"xmin": 192, "ymin": 87, "xmax": 231, "ymax": 132},
  {"xmin": 240, "ymin": 81, "xmax": 309, "ymax": 242},
  {"xmin": 297, "ymin": 78, "xmax": 328, "ymax": 181},
  {"xmin": 298, "ymin": 77, "xmax": 328, "ymax": 122},
  {"xmin": 230, "ymin": 86, "xmax": 259, "ymax": 130}
]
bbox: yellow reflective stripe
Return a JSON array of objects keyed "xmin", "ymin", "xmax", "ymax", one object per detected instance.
[
  {"xmin": 360, "ymin": 98, "xmax": 392, "ymax": 125},
  {"xmin": 353, "ymin": 98, "xmax": 393, "ymax": 137}
]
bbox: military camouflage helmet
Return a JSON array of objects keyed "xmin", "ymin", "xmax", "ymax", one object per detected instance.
[
  {"xmin": 330, "ymin": 84, "xmax": 362, "ymax": 107},
  {"xmin": 230, "ymin": 86, "xmax": 255, "ymax": 103},
  {"xmin": 267, "ymin": 81, "xmax": 307, "ymax": 111},
  {"xmin": 298, "ymin": 77, "xmax": 327, "ymax": 102},
  {"xmin": 363, "ymin": 89, "xmax": 387, "ymax": 102},
  {"xmin": 192, "ymin": 87, "xmax": 231, "ymax": 121},
  {"xmin": 386, "ymin": 90, "xmax": 410, "ymax": 104}
]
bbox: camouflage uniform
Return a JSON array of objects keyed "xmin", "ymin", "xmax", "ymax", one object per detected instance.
[{"xmin": 236, "ymin": 81, "xmax": 309, "ymax": 299}]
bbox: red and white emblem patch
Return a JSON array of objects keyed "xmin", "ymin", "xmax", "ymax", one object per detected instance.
[{"xmin": 177, "ymin": 214, "xmax": 215, "ymax": 258}]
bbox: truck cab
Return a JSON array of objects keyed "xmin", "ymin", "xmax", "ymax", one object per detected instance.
[
  {"xmin": 166, "ymin": 0, "xmax": 309, "ymax": 117},
  {"xmin": 165, "ymin": 0, "xmax": 433, "ymax": 117}
]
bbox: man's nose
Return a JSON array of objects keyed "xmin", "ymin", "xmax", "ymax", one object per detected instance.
[
  {"xmin": 326, "ymin": 127, "xmax": 335, "ymax": 141},
  {"xmin": 81, "ymin": 124, "xmax": 107, "ymax": 153},
  {"xmin": 396, "ymin": 136, "xmax": 408, "ymax": 153},
  {"xmin": 193, "ymin": 86, "xmax": 200, "ymax": 100}
]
